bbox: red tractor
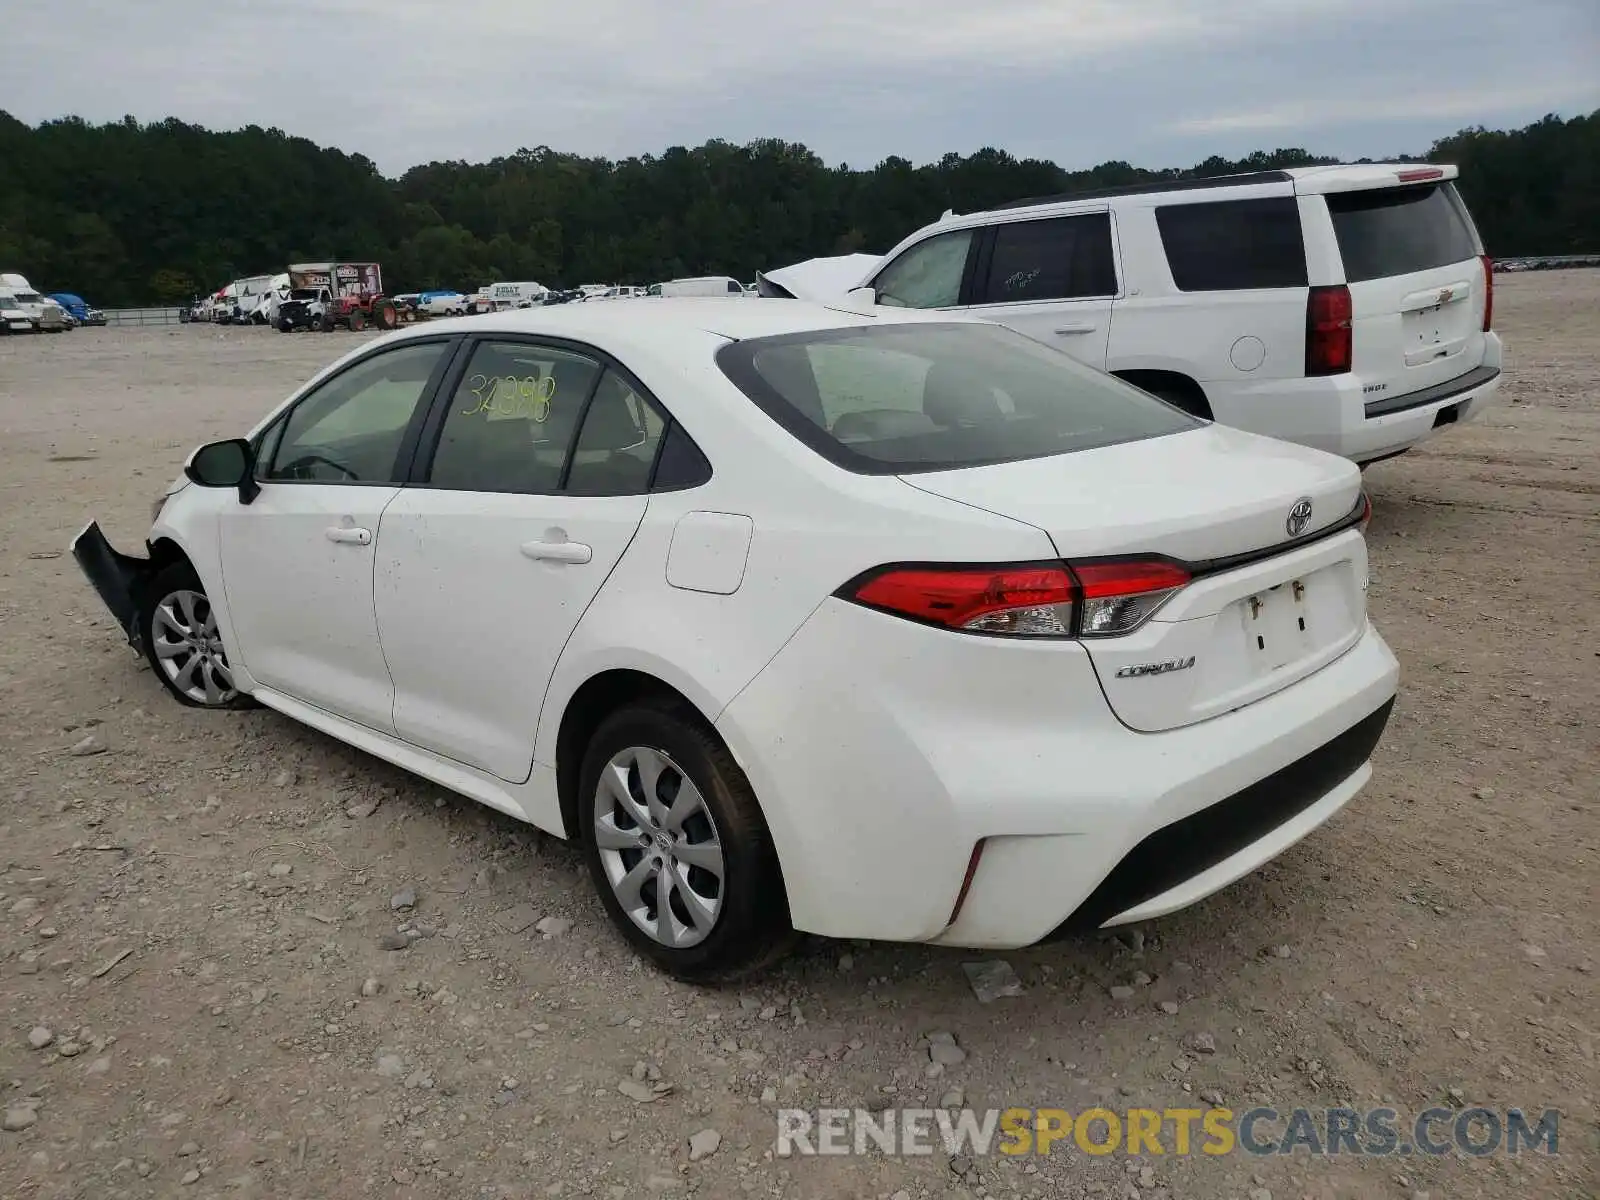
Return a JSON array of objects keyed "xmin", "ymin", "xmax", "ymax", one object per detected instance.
[{"xmin": 321, "ymin": 292, "xmax": 400, "ymax": 332}]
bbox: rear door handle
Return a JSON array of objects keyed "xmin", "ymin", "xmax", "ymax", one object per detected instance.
[
  {"xmin": 521, "ymin": 539, "xmax": 592, "ymax": 564},
  {"xmin": 1054, "ymin": 323, "xmax": 1099, "ymax": 335},
  {"xmin": 325, "ymin": 526, "xmax": 372, "ymax": 545}
]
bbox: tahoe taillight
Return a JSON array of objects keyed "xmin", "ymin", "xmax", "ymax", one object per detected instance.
[
  {"xmin": 1306, "ymin": 284, "xmax": 1353, "ymax": 376},
  {"xmin": 842, "ymin": 558, "xmax": 1191, "ymax": 639}
]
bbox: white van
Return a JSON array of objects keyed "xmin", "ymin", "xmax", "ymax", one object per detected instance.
[
  {"xmin": 486, "ymin": 281, "xmax": 549, "ymax": 309},
  {"xmin": 655, "ymin": 276, "xmax": 748, "ymax": 298},
  {"xmin": 854, "ymin": 164, "xmax": 1501, "ymax": 464}
]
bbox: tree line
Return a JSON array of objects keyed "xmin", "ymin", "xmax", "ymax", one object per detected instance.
[{"xmin": 0, "ymin": 108, "xmax": 1593, "ymax": 307}]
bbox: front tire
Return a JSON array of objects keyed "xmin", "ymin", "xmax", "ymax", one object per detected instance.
[
  {"xmin": 137, "ymin": 563, "xmax": 250, "ymax": 709},
  {"xmin": 578, "ymin": 700, "xmax": 797, "ymax": 982}
]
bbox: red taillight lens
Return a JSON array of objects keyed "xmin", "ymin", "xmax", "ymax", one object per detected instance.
[
  {"xmin": 1071, "ymin": 559, "xmax": 1191, "ymax": 637},
  {"xmin": 850, "ymin": 564, "xmax": 1079, "ymax": 636},
  {"xmin": 845, "ymin": 558, "xmax": 1192, "ymax": 638},
  {"xmin": 1306, "ymin": 284, "xmax": 1353, "ymax": 376},
  {"xmin": 1358, "ymin": 492, "xmax": 1373, "ymax": 531},
  {"xmin": 1480, "ymin": 254, "xmax": 1493, "ymax": 331}
]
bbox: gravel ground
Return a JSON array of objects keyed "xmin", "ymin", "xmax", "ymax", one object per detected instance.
[{"xmin": 0, "ymin": 273, "xmax": 1595, "ymax": 1200}]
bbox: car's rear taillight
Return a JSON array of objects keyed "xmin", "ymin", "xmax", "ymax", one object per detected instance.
[
  {"xmin": 1480, "ymin": 254, "xmax": 1493, "ymax": 331},
  {"xmin": 1072, "ymin": 559, "xmax": 1191, "ymax": 637},
  {"xmin": 849, "ymin": 564, "xmax": 1078, "ymax": 637},
  {"xmin": 1306, "ymin": 284, "xmax": 1353, "ymax": 376},
  {"xmin": 1358, "ymin": 492, "xmax": 1373, "ymax": 531},
  {"xmin": 842, "ymin": 558, "xmax": 1191, "ymax": 639}
]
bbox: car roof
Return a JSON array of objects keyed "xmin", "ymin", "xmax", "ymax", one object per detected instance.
[{"xmin": 403, "ymin": 296, "xmax": 959, "ymax": 347}]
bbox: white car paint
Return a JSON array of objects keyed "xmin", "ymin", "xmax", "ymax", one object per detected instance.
[
  {"xmin": 757, "ymin": 253, "xmax": 884, "ymax": 301},
  {"xmin": 856, "ymin": 163, "xmax": 1502, "ymax": 463},
  {"xmin": 78, "ymin": 299, "xmax": 1398, "ymax": 965}
]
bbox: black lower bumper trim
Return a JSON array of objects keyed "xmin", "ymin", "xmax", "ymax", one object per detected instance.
[
  {"xmin": 1363, "ymin": 364, "xmax": 1499, "ymax": 419},
  {"xmin": 1042, "ymin": 696, "xmax": 1395, "ymax": 938},
  {"xmin": 70, "ymin": 521, "xmax": 151, "ymax": 645}
]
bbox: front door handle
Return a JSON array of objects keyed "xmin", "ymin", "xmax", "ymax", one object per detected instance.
[
  {"xmin": 1054, "ymin": 323, "xmax": 1099, "ymax": 335},
  {"xmin": 521, "ymin": 539, "xmax": 592, "ymax": 564},
  {"xmin": 325, "ymin": 526, "xmax": 373, "ymax": 545}
]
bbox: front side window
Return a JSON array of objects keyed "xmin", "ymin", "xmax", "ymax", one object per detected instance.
[
  {"xmin": 975, "ymin": 214, "xmax": 1117, "ymax": 304},
  {"xmin": 872, "ymin": 230, "xmax": 976, "ymax": 309},
  {"xmin": 428, "ymin": 341, "xmax": 603, "ymax": 494},
  {"xmin": 264, "ymin": 340, "xmax": 449, "ymax": 483},
  {"xmin": 1155, "ymin": 197, "xmax": 1308, "ymax": 292},
  {"xmin": 718, "ymin": 322, "xmax": 1196, "ymax": 474}
]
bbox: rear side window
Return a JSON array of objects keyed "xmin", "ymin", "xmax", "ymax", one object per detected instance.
[
  {"xmin": 1325, "ymin": 182, "xmax": 1480, "ymax": 282},
  {"xmin": 1156, "ymin": 197, "xmax": 1308, "ymax": 291},
  {"xmin": 975, "ymin": 214, "xmax": 1117, "ymax": 304},
  {"xmin": 717, "ymin": 322, "xmax": 1196, "ymax": 475}
]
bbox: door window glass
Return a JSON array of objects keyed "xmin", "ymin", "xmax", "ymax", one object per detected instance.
[
  {"xmin": 428, "ymin": 342, "xmax": 603, "ymax": 493},
  {"xmin": 873, "ymin": 230, "xmax": 975, "ymax": 309},
  {"xmin": 265, "ymin": 340, "xmax": 448, "ymax": 483}
]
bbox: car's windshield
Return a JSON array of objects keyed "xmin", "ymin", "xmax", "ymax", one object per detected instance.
[
  {"xmin": 717, "ymin": 321, "xmax": 1198, "ymax": 474},
  {"xmin": 288, "ymin": 288, "xmax": 320, "ymax": 300},
  {"xmin": 16, "ymin": 291, "xmax": 42, "ymax": 304}
]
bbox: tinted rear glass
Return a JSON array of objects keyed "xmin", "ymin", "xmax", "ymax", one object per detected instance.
[
  {"xmin": 1326, "ymin": 182, "xmax": 1479, "ymax": 282},
  {"xmin": 1155, "ymin": 197, "xmax": 1308, "ymax": 291},
  {"xmin": 716, "ymin": 322, "xmax": 1196, "ymax": 475},
  {"xmin": 975, "ymin": 214, "xmax": 1117, "ymax": 303}
]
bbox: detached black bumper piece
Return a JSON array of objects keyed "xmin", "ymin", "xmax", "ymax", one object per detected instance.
[
  {"xmin": 70, "ymin": 521, "xmax": 153, "ymax": 645},
  {"xmin": 1043, "ymin": 696, "xmax": 1396, "ymax": 937}
]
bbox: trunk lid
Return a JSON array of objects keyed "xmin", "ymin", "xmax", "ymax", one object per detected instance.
[
  {"xmin": 901, "ymin": 424, "xmax": 1369, "ymax": 731},
  {"xmin": 1320, "ymin": 179, "xmax": 1490, "ymax": 397}
]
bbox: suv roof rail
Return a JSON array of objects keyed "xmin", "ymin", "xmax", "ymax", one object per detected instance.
[{"xmin": 990, "ymin": 169, "xmax": 1295, "ymax": 211}]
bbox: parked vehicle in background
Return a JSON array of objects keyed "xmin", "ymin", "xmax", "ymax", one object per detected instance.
[
  {"xmin": 276, "ymin": 263, "xmax": 397, "ymax": 332},
  {"xmin": 852, "ymin": 164, "xmax": 1501, "ymax": 464},
  {"xmin": 757, "ymin": 254, "xmax": 885, "ymax": 301},
  {"xmin": 0, "ymin": 291, "xmax": 34, "ymax": 333},
  {"xmin": 0, "ymin": 273, "xmax": 65, "ymax": 331},
  {"xmin": 230, "ymin": 274, "xmax": 277, "ymax": 324},
  {"xmin": 38, "ymin": 298, "xmax": 70, "ymax": 332},
  {"xmin": 484, "ymin": 281, "xmax": 550, "ymax": 309},
  {"xmin": 419, "ymin": 291, "xmax": 468, "ymax": 317},
  {"xmin": 655, "ymin": 276, "xmax": 748, "ymax": 298},
  {"xmin": 49, "ymin": 293, "xmax": 108, "ymax": 326}
]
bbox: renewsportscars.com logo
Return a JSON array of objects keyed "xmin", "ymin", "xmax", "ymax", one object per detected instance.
[{"xmin": 776, "ymin": 1106, "xmax": 1561, "ymax": 1158}]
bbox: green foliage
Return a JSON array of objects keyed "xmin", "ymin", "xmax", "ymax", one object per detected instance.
[{"xmin": 0, "ymin": 110, "xmax": 1592, "ymax": 304}]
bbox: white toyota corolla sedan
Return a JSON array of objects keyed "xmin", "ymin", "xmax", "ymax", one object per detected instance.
[{"xmin": 72, "ymin": 299, "xmax": 1399, "ymax": 981}]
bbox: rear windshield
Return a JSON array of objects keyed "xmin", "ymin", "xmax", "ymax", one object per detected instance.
[
  {"xmin": 716, "ymin": 322, "xmax": 1197, "ymax": 475},
  {"xmin": 1326, "ymin": 182, "xmax": 1480, "ymax": 283}
]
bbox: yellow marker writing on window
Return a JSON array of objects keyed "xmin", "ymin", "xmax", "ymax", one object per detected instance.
[{"xmin": 462, "ymin": 374, "xmax": 556, "ymax": 420}]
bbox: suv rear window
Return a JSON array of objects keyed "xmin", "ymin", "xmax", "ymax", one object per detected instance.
[
  {"xmin": 1155, "ymin": 197, "xmax": 1308, "ymax": 291},
  {"xmin": 1325, "ymin": 182, "xmax": 1480, "ymax": 282},
  {"xmin": 716, "ymin": 322, "xmax": 1196, "ymax": 475}
]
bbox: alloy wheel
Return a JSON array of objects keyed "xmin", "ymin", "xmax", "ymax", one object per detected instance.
[
  {"xmin": 150, "ymin": 589, "xmax": 238, "ymax": 706},
  {"xmin": 592, "ymin": 745, "xmax": 725, "ymax": 948}
]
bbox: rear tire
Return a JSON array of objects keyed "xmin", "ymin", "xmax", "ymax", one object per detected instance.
[
  {"xmin": 136, "ymin": 563, "xmax": 253, "ymax": 710},
  {"xmin": 371, "ymin": 299, "xmax": 398, "ymax": 330},
  {"xmin": 577, "ymin": 699, "xmax": 797, "ymax": 983}
]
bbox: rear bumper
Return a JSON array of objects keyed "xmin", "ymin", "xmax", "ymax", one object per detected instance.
[
  {"xmin": 1204, "ymin": 336, "xmax": 1503, "ymax": 463},
  {"xmin": 70, "ymin": 521, "xmax": 152, "ymax": 645},
  {"xmin": 716, "ymin": 597, "xmax": 1399, "ymax": 947}
]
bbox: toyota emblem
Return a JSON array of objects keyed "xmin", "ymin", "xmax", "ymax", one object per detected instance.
[{"xmin": 1286, "ymin": 497, "xmax": 1314, "ymax": 537}]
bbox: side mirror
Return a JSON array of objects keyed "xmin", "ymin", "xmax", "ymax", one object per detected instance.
[
  {"xmin": 186, "ymin": 438, "xmax": 254, "ymax": 492},
  {"xmin": 841, "ymin": 285, "xmax": 879, "ymax": 314}
]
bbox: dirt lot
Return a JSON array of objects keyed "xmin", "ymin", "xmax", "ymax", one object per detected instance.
[{"xmin": 1, "ymin": 274, "xmax": 1595, "ymax": 1200}]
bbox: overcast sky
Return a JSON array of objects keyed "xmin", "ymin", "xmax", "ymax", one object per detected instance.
[{"xmin": 5, "ymin": 0, "xmax": 1597, "ymax": 176}]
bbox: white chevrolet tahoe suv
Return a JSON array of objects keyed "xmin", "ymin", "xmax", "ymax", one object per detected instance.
[{"xmin": 857, "ymin": 164, "xmax": 1501, "ymax": 464}]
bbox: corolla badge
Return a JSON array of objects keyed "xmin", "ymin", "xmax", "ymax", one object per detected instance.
[
  {"xmin": 1115, "ymin": 656, "xmax": 1196, "ymax": 679},
  {"xmin": 1286, "ymin": 497, "xmax": 1314, "ymax": 538}
]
